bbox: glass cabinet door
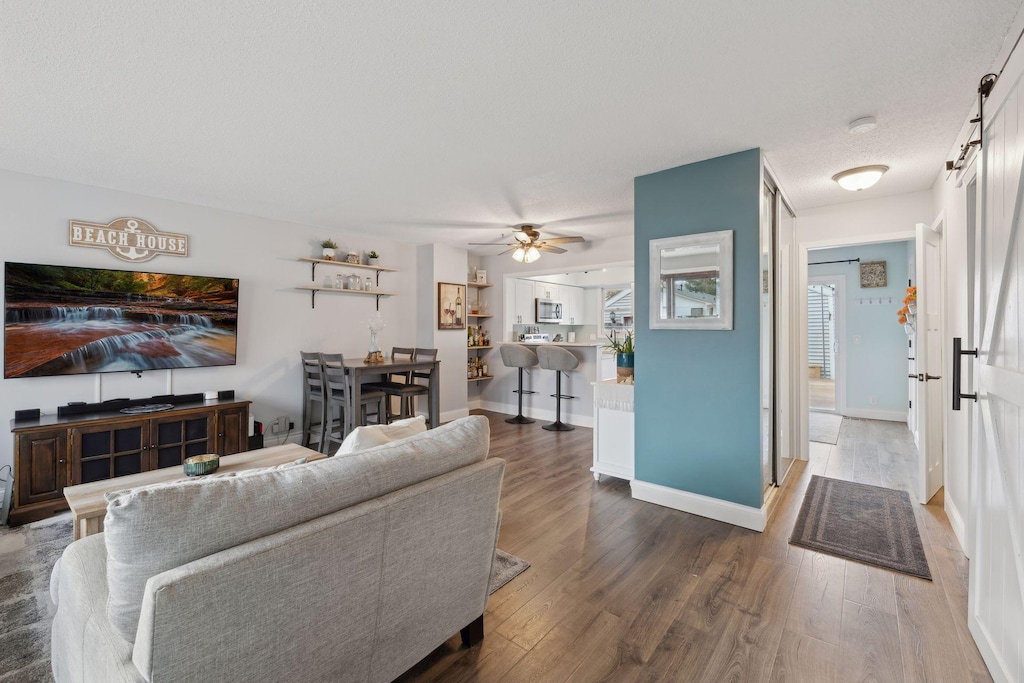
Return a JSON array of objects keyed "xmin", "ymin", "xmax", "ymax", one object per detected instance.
[
  {"xmin": 71, "ymin": 422, "xmax": 146, "ymax": 484},
  {"xmin": 150, "ymin": 412, "xmax": 216, "ymax": 469}
]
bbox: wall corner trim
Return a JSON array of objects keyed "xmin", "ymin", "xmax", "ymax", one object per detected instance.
[{"xmin": 630, "ymin": 480, "xmax": 767, "ymax": 532}]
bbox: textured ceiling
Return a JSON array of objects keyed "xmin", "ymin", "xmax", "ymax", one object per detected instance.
[{"xmin": 0, "ymin": 1, "xmax": 1020, "ymax": 249}]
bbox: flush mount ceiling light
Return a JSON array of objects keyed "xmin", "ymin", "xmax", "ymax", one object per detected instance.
[
  {"xmin": 832, "ymin": 165, "xmax": 889, "ymax": 191},
  {"xmin": 848, "ymin": 116, "xmax": 877, "ymax": 134}
]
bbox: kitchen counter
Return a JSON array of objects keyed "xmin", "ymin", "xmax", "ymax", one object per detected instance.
[{"xmin": 500, "ymin": 341, "xmax": 604, "ymax": 347}]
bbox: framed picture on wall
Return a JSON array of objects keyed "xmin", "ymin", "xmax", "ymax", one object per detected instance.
[
  {"xmin": 859, "ymin": 260, "xmax": 887, "ymax": 288},
  {"xmin": 437, "ymin": 282, "xmax": 467, "ymax": 329}
]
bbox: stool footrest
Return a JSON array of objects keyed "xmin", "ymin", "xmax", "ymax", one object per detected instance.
[
  {"xmin": 513, "ymin": 389, "xmax": 536, "ymax": 395},
  {"xmin": 549, "ymin": 393, "xmax": 577, "ymax": 400}
]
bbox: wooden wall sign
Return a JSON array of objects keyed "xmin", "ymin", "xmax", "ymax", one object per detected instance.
[{"xmin": 68, "ymin": 217, "xmax": 189, "ymax": 263}]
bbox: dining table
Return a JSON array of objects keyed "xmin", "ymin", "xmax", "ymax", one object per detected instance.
[{"xmin": 343, "ymin": 357, "xmax": 441, "ymax": 434}]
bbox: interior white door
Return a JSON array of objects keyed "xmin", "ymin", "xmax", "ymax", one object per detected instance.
[
  {"xmin": 968, "ymin": 72, "xmax": 1024, "ymax": 682},
  {"xmin": 915, "ymin": 222, "xmax": 944, "ymax": 505}
]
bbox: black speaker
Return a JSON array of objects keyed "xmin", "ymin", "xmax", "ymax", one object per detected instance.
[
  {"xmin": 14, "ymin": 408, "xmax": 40, "ymax": 422},
  {"xmin": 218, "ymin": 390, "xmax": 235, "ymax": 400}
]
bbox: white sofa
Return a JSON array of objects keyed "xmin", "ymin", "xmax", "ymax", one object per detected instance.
[{"xmin": 50, "ymin": 416, "xmax": 504, "ymax": 683}]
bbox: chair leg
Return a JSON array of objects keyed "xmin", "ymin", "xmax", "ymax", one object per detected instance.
[
  {"xmin": 543, "ymin": 371, "xmax": 574, "ymax": 432},
  {"xmin": 506, "ymin": 367, "xmax": 535, "ymax": 424},
  {"xmin": 460, "ymin": 614, "xmax": 484, "ymax": 648}
]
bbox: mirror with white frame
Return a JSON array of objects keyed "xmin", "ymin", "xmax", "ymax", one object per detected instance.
[{"xmin": 649, "ymin": 230, "xmax": 733, "ymax": 330}]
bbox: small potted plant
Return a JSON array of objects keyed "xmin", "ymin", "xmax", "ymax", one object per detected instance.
[
  {"xmin": 320, "ymin": 239, "xmax": 338, "ymax": 261},
  {"xmin": 604, "ymin": 330, "xmax": 635, "ymax": 384},
  {"xmin": 367, "ymin": 250, "xmax": 380, "ymax": 266}
]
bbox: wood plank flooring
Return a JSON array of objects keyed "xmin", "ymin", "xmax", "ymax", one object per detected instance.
[{"xmin": 397, "ymin": 412, "xmax": 991, "ymax": 682}]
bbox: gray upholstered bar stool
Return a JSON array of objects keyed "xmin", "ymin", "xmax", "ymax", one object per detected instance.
[
  {"xmin": 499, "ymin": 344, "xmax": 539, "ymax": 424},
  {"xmin": 536, "ymin": 345, "xmax": 579, "ymax": 432},
  {"xmin": 300, "ymin": 351, "xmax": 326, "ymax": 450}
]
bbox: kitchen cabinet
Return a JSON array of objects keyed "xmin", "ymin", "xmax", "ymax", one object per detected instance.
[
  {"xmin": 563, "ymin": 285, "xmax": 585, "ymax": 325},
  {"xmin": 514, "ymin": 279, "xmax": 536, "ymax": 324},
  {"xmin": 592, "ymin": 380, "xmax": 634, "ymax": 482},
  {"xmin": 535, "ymin": 282, "xmax": 560, "ymax": 301},
  {"xmin": 9, "ymin": 399, "xmax": 250, "ymax": 525}
]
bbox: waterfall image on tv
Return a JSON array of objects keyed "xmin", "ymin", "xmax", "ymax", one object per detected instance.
[{"xmin": 4, "ymin": 262, "xmax": 239, "ymax": 378}]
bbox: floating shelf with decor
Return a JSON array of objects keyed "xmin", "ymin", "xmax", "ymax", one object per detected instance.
[
  {"xmin": 296, "ymin": 257, "xmax": 398, "ymax": 310},
  {"xmin": 467, "ymin": 278, "xmax": 493, "ymax": 382}
]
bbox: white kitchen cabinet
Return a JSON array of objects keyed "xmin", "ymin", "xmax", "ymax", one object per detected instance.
[
  {"xmin": 563, "ymin": 285, "xmax": 585, "ymax": 325},
  {"xmin": 535, "ymin": 281, "xmax": 560, "ymax": 301},
  {"xmin": 592, "ymin": 380, "xmax": 634, "ymax": 482},
  {"xmin": 514, "ymin": 279, "xmax": 536, "ymax": 325}
]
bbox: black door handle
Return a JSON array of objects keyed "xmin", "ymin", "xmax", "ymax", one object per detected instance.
[
  {"xmin": 953, "ymin": 337, "xmax": 978, "ymax": 410},
  {"xmin": 925, "ymin": 374, "xmax": 941, "ymax": 381}
]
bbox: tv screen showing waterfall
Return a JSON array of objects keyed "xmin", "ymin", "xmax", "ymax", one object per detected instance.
[{"xmin": 4, "ymin": 262, "xmax": 239, "ymax": 378}]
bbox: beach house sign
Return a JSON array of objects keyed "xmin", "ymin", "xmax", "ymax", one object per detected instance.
[{"xmin": 68, "ymin": 217, "xmax": 189, "ymax": 263}]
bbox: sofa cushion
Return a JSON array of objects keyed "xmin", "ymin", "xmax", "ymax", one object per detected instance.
[
  {"xmin": 337, "ymin": 415, "xmax": 427, "ymax": 455},
  {"xmin": 102, "ymin": 414, "xmax": 490, "ymax": 643}
]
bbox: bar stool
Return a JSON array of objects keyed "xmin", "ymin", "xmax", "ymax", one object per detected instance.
[
  {"xmin": 300, "ymin": 351, "xmax": 326, "ymax": 450},
  {"xmin": 499, "ymin": 345, "xmax": 538, "ymax": 424},
  {"xmin": 536, "ymin": 346, "xmax": 579, "ymax": 432},
  {"xmin": 321, "ymin": 353, "xmax": 387, "ymax": 443}
]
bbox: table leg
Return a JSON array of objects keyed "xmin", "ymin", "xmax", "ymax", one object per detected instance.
[
  {"xmin": 82, "ymin": 515, "xmax": 103, "ymax": 538},
  {"xmin": 72, "ymin": 516, "xmax": 82, "ymax": 541},
  {"xmin": 429, "ymin": 363, "xmax": 440, "ymax": 429}
]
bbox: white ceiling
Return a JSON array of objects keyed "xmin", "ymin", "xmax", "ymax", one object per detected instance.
[{"xmin": 1, "ymin": 1, "xmax": 1020, "ymax": 251}]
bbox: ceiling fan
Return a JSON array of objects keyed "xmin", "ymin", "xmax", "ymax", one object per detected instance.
[{"xmin": 469, "ymin": 224, "xmax": 586, "ymax": 263}]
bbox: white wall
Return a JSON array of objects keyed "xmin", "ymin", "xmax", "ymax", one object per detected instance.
[
  {"xmin": 0, "ymin": 169, "xmax": 420, "ymax": 473},
  {"xmin": 415, "ymin": 243, "xmax": 469, "ymax": 422}
]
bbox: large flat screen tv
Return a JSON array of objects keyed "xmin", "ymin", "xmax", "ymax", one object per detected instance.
[{"xmin": 4, "ymin": 262, "xmax": 239, "ymax": 379}]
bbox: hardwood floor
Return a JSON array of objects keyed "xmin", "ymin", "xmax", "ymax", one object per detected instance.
[{"xmin": 397, "ymin": 411, "xmax": 991, "ymax": 682}]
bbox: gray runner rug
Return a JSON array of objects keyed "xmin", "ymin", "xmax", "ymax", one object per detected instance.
[
  {"xmin": 0, "ymin": 516, "xmax": 528, "ymax": 682},
  {"xmin": 790, "ymin": 475, "xmax": 931, "ymax": 580}
]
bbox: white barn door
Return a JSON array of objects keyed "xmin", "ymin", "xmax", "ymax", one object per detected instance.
[{"xmin": 970, "ymin": 69, "xmax": 1024, "ymax": 682}]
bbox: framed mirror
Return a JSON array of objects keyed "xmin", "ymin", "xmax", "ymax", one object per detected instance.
[{"xmin": 649, "ymin": 230, "xmax": 733, "ymax": 330}]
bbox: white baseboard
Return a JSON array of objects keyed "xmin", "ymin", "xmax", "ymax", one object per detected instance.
[
  {"xmin": 630, "ymin": 480, "xmax": 767, "ymax": 532},
  {"xmin": 842, "ymin": 408, "xmax": 907, "ymax": 422},
  {"xmin": 477, "ymin": 400, "xmax": 595, "ymax": 429},
  {"xmin": 439, "ymin": 408, "xmax": 470, "ymax": 423},
  {"xmin": 945, "ymin": 495, "xmax": 967, "ymax": 556}
]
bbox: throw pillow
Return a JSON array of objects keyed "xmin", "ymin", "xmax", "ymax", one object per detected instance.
[{"xmin": 337, "ymin": 415, "xmax": 427, "ymax": 455}]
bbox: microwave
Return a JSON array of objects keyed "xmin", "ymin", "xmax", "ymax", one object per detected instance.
[{"xmin": 536, "ymin": 299, "xmax": 563, "ymax": 323}]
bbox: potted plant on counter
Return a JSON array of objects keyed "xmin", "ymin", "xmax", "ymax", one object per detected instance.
[
  {"xmin": 321, "ymin": 239, "xmax": 338, "ymax": 261},
  {"xmin": 367, "ymin": 250, "xmax": 380, "ymax": 266},
  {"xmin": 604, "ymin": 330, "xmax": 634, "ymax": 384}
]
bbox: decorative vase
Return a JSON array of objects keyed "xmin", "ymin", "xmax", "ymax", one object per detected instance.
[
  {"xmin": 322, "ymin": 248, "xmax": 335, "ymax": 261},
  {"xmin": 616, "ymin": 352, "xmax": 635, "ymax": 384}
]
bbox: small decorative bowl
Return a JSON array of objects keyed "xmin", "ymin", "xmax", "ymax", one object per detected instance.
[{"xmin": 183, "ymin": 454, "xmax": 220, "ymax": 476}]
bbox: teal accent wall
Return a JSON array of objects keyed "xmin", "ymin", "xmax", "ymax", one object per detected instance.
[
  {"xmin": 809, "ymin": 241, "xmax": 912, "ymax": 414},
  {"xmin": 634, "ymin": 149, "xmax": 763, "ymax": 509}
]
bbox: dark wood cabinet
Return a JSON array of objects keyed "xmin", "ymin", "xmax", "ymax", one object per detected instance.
[{"xmin": 9, "ymin": 400, "xmax": 250, "ymax": 525}]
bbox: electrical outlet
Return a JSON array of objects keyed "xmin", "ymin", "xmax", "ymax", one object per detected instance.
[
  {"xmin": 869, "ymin": 395, "xmax": 879, "ymax": 406},
  {"xmin": 271, "ymin": 416, "xmax": 289, "ymax": 434}
]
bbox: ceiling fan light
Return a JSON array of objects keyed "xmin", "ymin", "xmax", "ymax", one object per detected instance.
[
  {"xmin": 513, "ymin": 230, "xmax": 531, "ymax": 243},
  {"xmin": 524, "ymin": 246, "xmax": 541, "ymax": 263},
  {"xmin": 832, "ymin": 165, "xmax": 888, "ymax": 191},
  {"xmin": 512, "ymin": 247, "xmax": 526, "ymax": 262}
]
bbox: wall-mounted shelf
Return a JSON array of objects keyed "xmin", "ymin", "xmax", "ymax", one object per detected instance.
[
  {"xmin": 297, "ymin": 257, "xmax": 399, "ymax": 310},
  {"xmin": 467, "ymin": 282, "xmax": 494, "ymax": 289},
  {"xmin": 467, "ymin": 345, "xmax": 493, "ymax": 350},
  {"xmin": 467, "ymin": 313, "xmax": 493, "ymax": 319},
  {"xmin": 468, "ymin": 375, "xmax": 493, "ymax": 383},
  {"xmin": 295, "ymin": 285, "xmax": 396, "ymax": 310}
]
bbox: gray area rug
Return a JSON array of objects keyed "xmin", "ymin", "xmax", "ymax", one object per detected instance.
[
  {"xmin": 809, "ymin": 412, "xmax": 843, "ymax": 444},
  {"xmin": 0, "ymin": 516, "xmax": 528, "ymax": 681},
  {"xmin": 790, "ymin": 475, "xmax": 931, "ymax": 580}
]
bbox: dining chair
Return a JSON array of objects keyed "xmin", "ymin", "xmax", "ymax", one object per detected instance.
[
  {"xmin": 364, "ymin": 347, "xmax": 422, "ymax": 422},
  {"xmin": 321, "ymin": 353, "xmax": 386, "ymax": 445},
  {"xmin": 409, "ymin": 348, "xmax": 438, "ymax": 424},
  {"xmin": 299, "ymin": 351, "xmax": 326, "ymax": 450}
]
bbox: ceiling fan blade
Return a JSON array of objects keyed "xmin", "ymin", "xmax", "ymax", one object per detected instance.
[
  {"xmin": 498, "ymin": 247, "xmax": 519, "ymax": 255},
  {"xmin": 468, "ymin": 242, "xmax": 515, "ymax": 246},
  {"xmin": 538, "ymin": 244, "xmax": 567, "ymax": 254},
  {"xmin": 541, "ymin": 236, "xmax": 585, "ymax": 244}
]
